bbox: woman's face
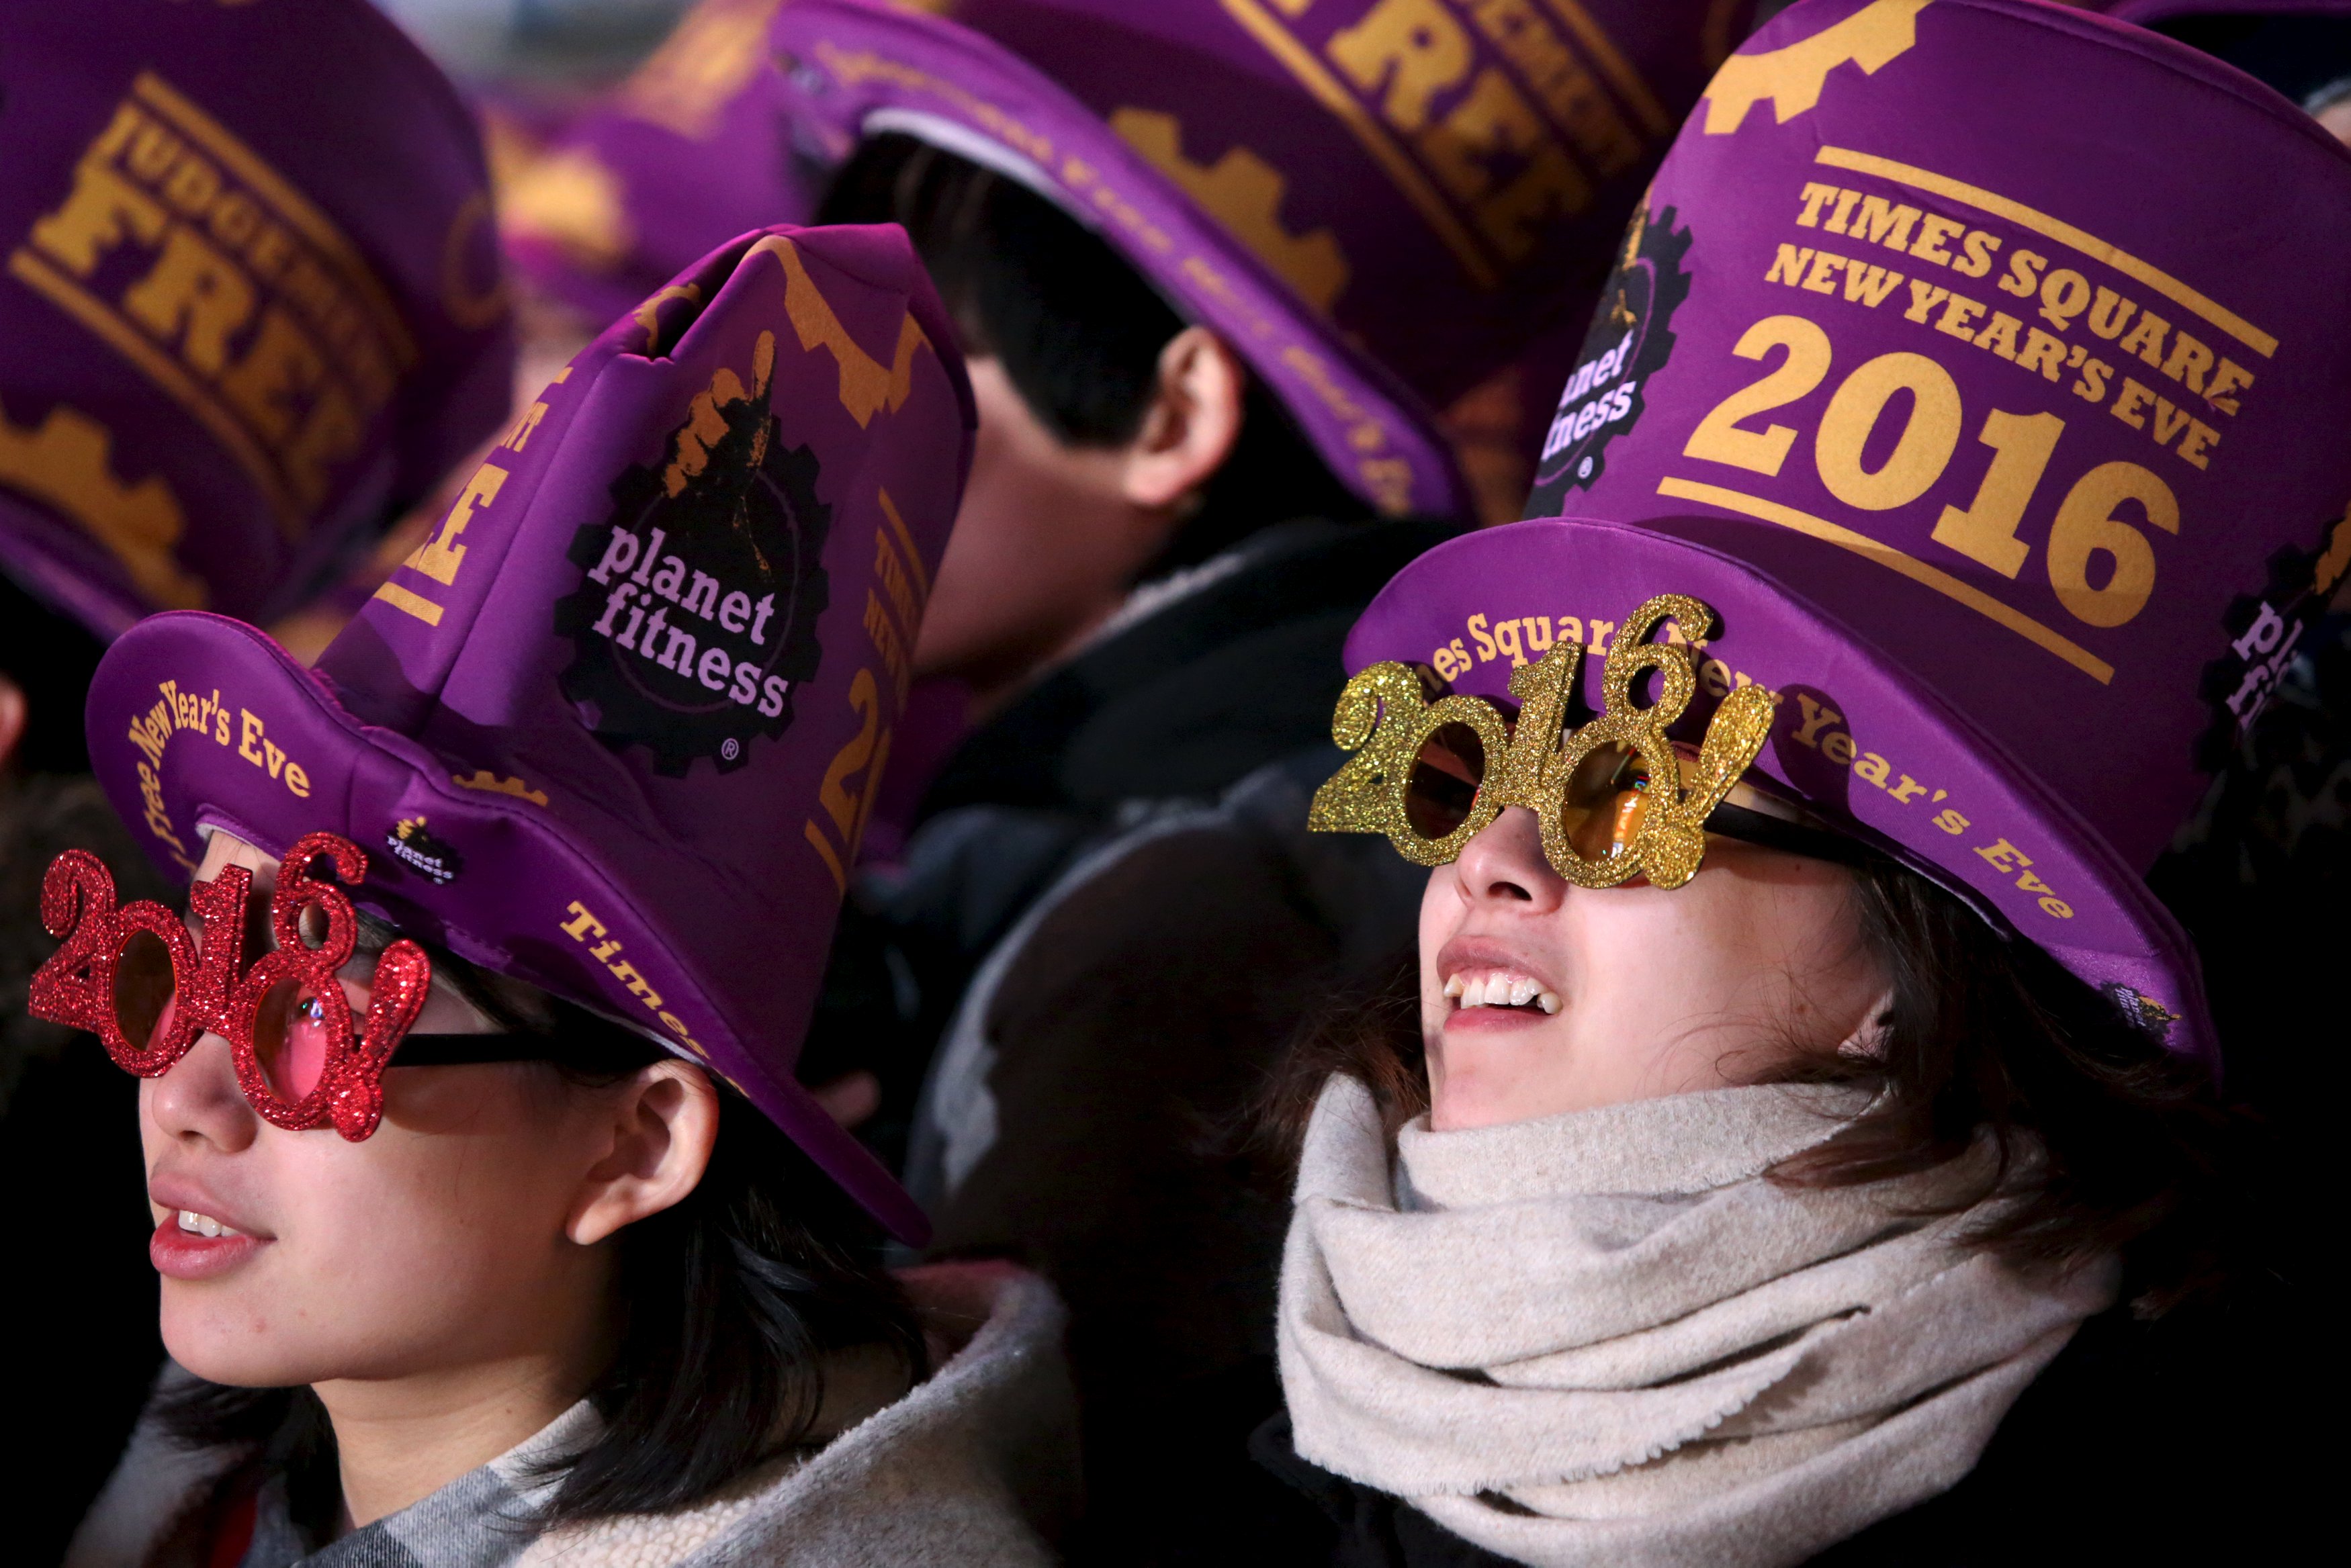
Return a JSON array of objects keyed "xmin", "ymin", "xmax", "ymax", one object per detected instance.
[
  {"xmin": 140, "ymin": 832, "xmax": 634, "ymax": 1390},
  {"xmin": 1417, "ymin": 806, "xmax": 1888, "ymax": 1130}
]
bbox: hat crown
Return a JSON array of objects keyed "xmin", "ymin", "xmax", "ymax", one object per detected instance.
[
  {"xmin": 1525, "ymin": 0, "xmax": 2351, "ymax": 870},
  {"xmin": 88, "ymin": 224, "xmax": 973, "ymax": 1240},
  {"xmin": 0, "ymin": 0, "xmax": 513, "ymax": 638}
]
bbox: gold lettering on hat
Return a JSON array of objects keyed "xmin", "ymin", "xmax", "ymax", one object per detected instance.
[
  {"xmin": 10, "ymin": 73, "xmax": 414, "ymax": 533},
  {"xmin": 1229, "ymin": 0, "xmax": 1672, "ymax": 282},
  {"xmin": 1309, "ymin": 592, "xmax": 1778, "ymax": 890},
  {"xmin": 1808, "ymin": 145, "xmax": 2276, "ymax": 361},
  {"xmin": 863, "ymin": 490, "xmax": 926, "ymax": 712},
  {"xmin": 1657, "ymin": 130, "xmax": 2283, "ymax": 689},
  {"xmin": 557, "ymin": 898, "xmax": 709, "ymax": 1058}
]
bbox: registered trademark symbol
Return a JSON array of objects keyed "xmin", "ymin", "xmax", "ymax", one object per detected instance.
[
  {"xmin": 1579, "ymin": 457, "xmax": 1594, "ymax": 479},
  {"xmin": 721, "ymin": 737, "xmax": 741, "ymax": 761}
]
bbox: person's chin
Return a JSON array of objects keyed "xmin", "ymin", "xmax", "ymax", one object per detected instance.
[
  {"xmin": 158, "ymin": 1314, "xmax": 312, "ymax": 1390},
  {"xmin": 1429, "ymin": 1029, "xmax": 1574, "ymax": 1130}
]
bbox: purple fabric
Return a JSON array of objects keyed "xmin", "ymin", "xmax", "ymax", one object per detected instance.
[
  {"xmin": 504, "ymin": 0, "xmax": 827, "ymax": 329},
  {"xmin": 1351, "ymin": 0, "xmax": 2351, "ymax": 1065},
  {"xmin": 85, "ymin": 224, "xmax": 976, "ymax": 1242},
  {"xmin": 767, "ymin": 0, "xmax": 1757, "ymax": 523},
  {"xmin": 0, "ymin": 0, "xmax": 514, "ymax": 639}
]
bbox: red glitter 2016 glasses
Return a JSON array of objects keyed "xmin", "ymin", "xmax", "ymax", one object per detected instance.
[{"xmin": 27, "ymin": 831, "xmax": 504, "ymax": 1141}]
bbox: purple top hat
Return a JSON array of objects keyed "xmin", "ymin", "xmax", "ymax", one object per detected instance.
[
  {"xmin": 767, "ymin": 0, "xmax": 1758, "ymax": 524},
  {"xmin": 83, "ymin": 224, "xmax": 975, "ymax": 1242},
  {"xmin": 503, "ymin": 0, "xmax": 828, "ymax": 330},
  {"xmin": 0, "ymin": 0, "xmax": 515, "ymax": 641},
  {"xmin": 1344, "ymin": 0, "xmax": 2351, "ymax": 1067}
]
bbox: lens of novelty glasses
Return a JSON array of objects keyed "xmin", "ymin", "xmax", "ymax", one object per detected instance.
[
  {"xmin": 1407, "ymin": 722, "xmax": 1489, "ymax": 839},
  {"xmin": 1561, "ymin": 743, "xmax": 1652, "ymax": 861},
  {"xmin": 253, "ymin": 978, "xmax": 338, "ymax": 1101},
  {"xmin": 113, "ymin": 927, "xmax": 179, "ymax": 1052}
]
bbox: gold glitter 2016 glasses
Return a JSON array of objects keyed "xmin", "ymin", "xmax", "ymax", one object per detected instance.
[{"xmin": 1308, "ymin": 592, "xmax": 1849, "ymax": 888}]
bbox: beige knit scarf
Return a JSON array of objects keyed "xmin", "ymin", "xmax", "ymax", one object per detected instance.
[{"xmin": 1278, "ymin": 1076, "xmax": 2119, "ymax": 1568}]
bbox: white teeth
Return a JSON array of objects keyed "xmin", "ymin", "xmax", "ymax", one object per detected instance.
[
  {"xmin": 1446, "ymin": 971, "xmax": 1558, "ymax": 1013},
  {"xmin": 177, "ymin": 1209, "xmax": 239, "ymax": 1239}
]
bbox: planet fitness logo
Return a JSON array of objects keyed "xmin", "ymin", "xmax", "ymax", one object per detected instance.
[
  {"xmin": 1524, "ymin": 203, "xmax": 1694, "ymax": 518},
  {"xmin": 2195, "ymin": 503, "xmax": 2351, "ymax": 765},
  {"xmin": 555, "ymin": 332, "xmax": 830, "ymax": 776},
  {"xmin": 384, "ymin": 817, "xmax": 463, "ymax": 885}
]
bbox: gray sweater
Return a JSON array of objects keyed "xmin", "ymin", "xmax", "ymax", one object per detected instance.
[{"xmin": 66, "ymin": 1262, "xmax": 1078, "ymax": 1568}]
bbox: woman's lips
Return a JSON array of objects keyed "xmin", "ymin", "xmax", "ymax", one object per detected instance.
[
  {"xmin": 1441, "ymin": 999, "xmax": 1556, "ymax": 1035},
  {"xmin": 149, "ymin": 1213, "xmax": 267, "ymax": 1280}
]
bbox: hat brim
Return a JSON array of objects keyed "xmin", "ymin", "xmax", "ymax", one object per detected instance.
[
  {"xmin": 1342, "ymin": 514, "xmax": 2214, "ymax": 1066},
  {"xmin": 0, "ymin": 491, "xmax": 148, "ymax": 641},
  {"xmin": 88, "ymin": 609, "xmax": 931, "ymax": 1244},
  {"xmin": 772, "ymin": 0, "xmax": 1471, "ymax": 523}
]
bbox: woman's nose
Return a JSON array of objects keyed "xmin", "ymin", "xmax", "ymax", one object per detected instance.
[
  {"xmin": 143, "ymin": 1033, "xmax": 259, "ymax": 1153},
  {"xmin": 1452, "ymin": 806, "xmax": 1567, "ymax": 912}
]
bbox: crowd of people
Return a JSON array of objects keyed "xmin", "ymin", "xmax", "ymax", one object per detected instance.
[{"xmin": 1, "ymin": 1, "xmax": 2343, "ymax": 1564}]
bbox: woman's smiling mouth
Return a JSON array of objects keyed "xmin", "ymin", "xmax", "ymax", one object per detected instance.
[
  {"xmin": 147, "ymin": 1178, "xmax": 271, "ymax": 1281},
  {"xmin": 1442, "ymin": 969, "xmax": 1562, "ymax": 1015},
  {"xmin": 149, "ymin": 1211, "xmax": 268, "ymax": 1279}
]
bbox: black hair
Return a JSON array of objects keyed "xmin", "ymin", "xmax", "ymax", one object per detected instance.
[
  {"xmin": 0, "ymin": 571, "xmax": 107, "ymax": 776},
  {"xmin": 156, "ymin": 941, "xmax": 926, "ymax": 1527},
  {"xmin": 815, "ymin": 132, "xmax": 1374, "ymax": 573},
  {"xmin": 1263, "ymin": 852, "xmax": 2247, "ymax": 1314}
]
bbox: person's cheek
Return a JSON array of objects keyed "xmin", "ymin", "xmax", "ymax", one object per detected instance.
[
  {"xmin": 1417, "ymin": 866, "xmax": 1460, "ymax": 1031},
  {"xmin": 281, "ymin": 1141, "xmax": 454, "ymax": 1358}
]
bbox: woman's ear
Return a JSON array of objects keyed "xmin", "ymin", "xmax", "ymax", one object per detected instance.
[
  {"xmin": 567, "ymin": 1060, "xmax": 721, "ymax": 1246},
  {"xmin": 1835, "ymin": 986, "xmax": 1897, "ymax": 1062},
  {"xmin": 1119, "ymin": 326, "xmax": 1247, "ymax": 512}
]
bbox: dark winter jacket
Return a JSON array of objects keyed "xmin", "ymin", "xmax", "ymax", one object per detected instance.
[{"xmin": 799, "ymin": 516, "xmax": 1455, "ymax": 1565}]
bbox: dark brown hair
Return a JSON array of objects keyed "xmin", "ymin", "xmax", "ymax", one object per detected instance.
[{"xmin": 1262, "ymin": 854, "xmax": 2244, "ymax": 1311}]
